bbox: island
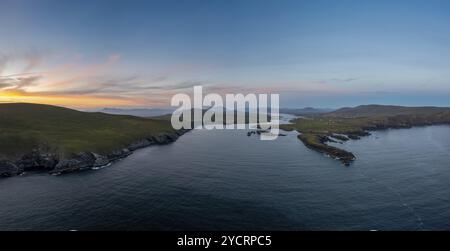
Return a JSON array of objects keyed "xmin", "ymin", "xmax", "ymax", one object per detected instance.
[{"xmin": 281, "ymin": 105, "xmax": 450, "ymax": 165}]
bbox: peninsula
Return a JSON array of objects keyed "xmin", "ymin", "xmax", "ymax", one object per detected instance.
[
  {"xmin": 0, "ymin": 103, "xmax": 188, "ymax": 177},
  {"xmin": 281, "ymin": 105, "xmax": 450, "ymax": 165}
]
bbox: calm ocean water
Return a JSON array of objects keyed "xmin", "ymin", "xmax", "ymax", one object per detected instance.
[{"xmin": 1, "ymin": 123, "xmax": 450, "ymax": 230}]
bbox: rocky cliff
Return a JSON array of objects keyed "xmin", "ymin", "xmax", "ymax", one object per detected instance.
[{"xmin": 0, "ymin": 129, "xmax": 189, "ymax": 177}]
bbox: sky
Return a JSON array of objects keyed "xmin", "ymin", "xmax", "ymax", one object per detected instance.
[{"xmin": 1, "ymin": 0, "xmax": 450, "ymax": 109}]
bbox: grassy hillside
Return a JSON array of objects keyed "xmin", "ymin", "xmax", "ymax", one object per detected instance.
[
  {"xmin": 0, "ymin": 103, "xmax": 176, "ymax": 159},
  {"xmin": 283, "ymin": 105, "xmax": 450, "ymax": 134},
  {"xmin": 326, "ymin": 104, "xmax": 450, "ymax": 118}
]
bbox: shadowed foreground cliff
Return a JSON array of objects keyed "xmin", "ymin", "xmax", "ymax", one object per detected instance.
[
  {"xmin": 281, "ymin": 105, "xmax": 450, "ymax": 165},
  {"xmin": 0, "ymin": 103, "xmax": 186, "ymax": 177}
]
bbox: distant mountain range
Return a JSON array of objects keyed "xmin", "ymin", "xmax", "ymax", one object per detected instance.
[
  {"xmin": 325, "ymin": 104, "xmax": 450, "ymax": 118},
  {"xmin": 280, "ymin": 107, "xmax": 334, "ymax": 116},
  {"xmin": 100, "ymin": 108, "xmax": 175, "ymax": 117},
  {"xmin": 101, "ymin": 107, "xmax": 335, "ymax": 118}
]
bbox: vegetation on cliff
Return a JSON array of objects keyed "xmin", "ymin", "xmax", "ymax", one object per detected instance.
[
  {"xmin": 0, "ymin": 103, "xmax": 176, "ymax": 159},
  {"xmin": 0, "ymin": 103, "xmax": 183, "ymax": 176}
]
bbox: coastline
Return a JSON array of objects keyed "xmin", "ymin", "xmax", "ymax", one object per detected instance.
[
  {"xmin": 0, "ymin": 129, "xmax": 190, "ymax": 178},
  {"xmin": 283, "ymin": 120, "xmax": 450, "ymax": 166},
  {"xmin": 297, "ymin": 133, "xmax": 356, "ymax": 166}
]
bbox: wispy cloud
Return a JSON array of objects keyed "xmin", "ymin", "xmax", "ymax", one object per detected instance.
[
  {"xmin": 23, "ymin": 49, "xmax": 44, "ymax": 72},
  {"xmin": 142, "ymin": 80, "xmax": 207, "ymax": 91},
  {"xmin": 0, "ymin": 54, "xmax": 10, "ymax": 74},
  {"xmin": 0, "ymin": 49, "xmax": 363, "ymax": 109},
  {"xmin": 0, "ymin": 51, "xmax": 213, "ymax": 108},
  {"xmin": 330, "ymin": 78, "xmax": 358, "ymax": 83}
]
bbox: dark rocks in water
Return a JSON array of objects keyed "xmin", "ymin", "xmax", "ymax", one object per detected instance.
[
  {"xmin": 248, "ymin": 130, "xmax": 285, "ymax": 137},
  {"xmin": 256, "ymin": 129, "xmax": 269, "ymax": 135},
  {"xmin": 53, "ymin": 152, "xmax": 97, "ymax": 173},
  {"xmin": 175, "ymin": 129, "xmax": 190, "ymax": 136},
  {"xmin": 128, "ymin": 139, "xmax": 153, "ymax": 151},
  {"xmin": 0, "ymin": 161, "xmax": 19, "ymax": 177},
  {"xmin": 17, "ymin": 150, "xmax": 59, "ymax": 171},
  {"xmin": 149, "ymin": 133, "xmax": 179, "ymax": 144},
  {"xmin": 53, "ymin": 149, "xmax": 133, "ymax": 174},
  {"xmin": 106, "ymin": 148, "xmax": 132, "ymax": 161},
  {"xmin": 247, "ymin": 130, "xmax": 285, "ymax": 137},
  {"xmin": 53, "ymin": 159, "xmax": 82, "ymax": 173},
  {"xmin": 1, "ymin": 150, "xmax": 58, "ymax": 176},
  {"xmin": 92, "ymin": 153, "xmax": 109, "ymax": 167}
]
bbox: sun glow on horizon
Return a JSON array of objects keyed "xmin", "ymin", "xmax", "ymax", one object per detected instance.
[{"xmin": 0, "ymin": 90, "xmax": 143, "ymax": 109}]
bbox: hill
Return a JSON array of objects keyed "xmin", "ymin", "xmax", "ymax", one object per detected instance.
[
  {"xmin": 100, "ymin": 107, "xmax": 174, "ymax": 117},
  {"xmin": 326, "ymin": 105, "xmax": 450, "ymax": 118},
  {"xmin": 0, "ymin": 103, "xmax": 184, "ymax": 176},
  {"xmin": 280, "ymin": 107, "xmax": 334, "ymax": 116}
]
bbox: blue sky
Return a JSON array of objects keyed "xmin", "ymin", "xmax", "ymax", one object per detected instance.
[{"xmin": 1, "ymin": 0, "xmax": 450, "ymax": 108}]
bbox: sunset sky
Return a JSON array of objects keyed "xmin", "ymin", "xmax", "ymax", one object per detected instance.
[{"xmin": 1, "ymin": 0, "xmax": 450, "ymax": 109}]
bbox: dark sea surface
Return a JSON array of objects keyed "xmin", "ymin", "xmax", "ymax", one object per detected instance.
[{"xmin": 1, "ymin": 123, "xmax": 450, "ymax": 230}]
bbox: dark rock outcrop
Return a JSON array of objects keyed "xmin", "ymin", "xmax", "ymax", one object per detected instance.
[
  {"xmin": 92, "ymin": 153, "xmax": 109, "ymax": 167},
  {"xmin": 106, "ymin": 148, "xmax": 132, "ymax": 162},
  {"xmin": 149, "ymin": 133, "xmax": 178, "ymax": 144},
  {"xmin": 17, "ymin": 150, "xmax": 59, "ymax": 171},
  {"xmin": 128, "ymin": 139, "xmax": 153, "ymax": 151},
  {"xmin": 247, "ymin": 130, "xmax": 286, "ymax": 137},
  {"xmin": 0, "ymin": 161, "xmax": 19, "ymax": 177},
  {"xmin": 53, "ymin": 152, "xmax": 97, "ymax": 174}
]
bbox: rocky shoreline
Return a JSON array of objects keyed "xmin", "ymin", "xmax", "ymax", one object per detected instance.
[
  {"xmin": 0, "ymin": 129, "xmax": 190, "ymax": 178},
  {"xmin": 281, "ymin": 105, "xmax": 450, "ymax": 166},
  {"xmin": 297, "ymin": 133, "xmax": 357, "ymax": 166},
  {"xmin": 296, "ymin": 123, "xmax": 450, "ymax": 166}
]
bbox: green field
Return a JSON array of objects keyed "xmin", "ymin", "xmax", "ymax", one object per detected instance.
[
  {"xmin": 282, "ymin": 106, "xmax": 450, "ymax": 135},
  {"xmin": 0, "ymin": 103, "xmax": 175, "ymax": 159}
]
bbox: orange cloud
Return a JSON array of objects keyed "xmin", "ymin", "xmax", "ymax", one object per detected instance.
[
  {"xmin": 0, "ymin": 53, "xmax": 154, "ymax": 109},
  {"xmin": 0, "ymin": 89, "xmax": 142, "ymax": 109}
]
